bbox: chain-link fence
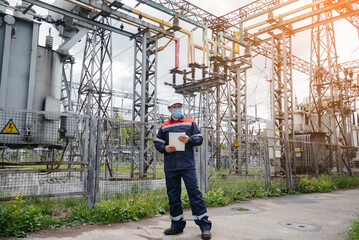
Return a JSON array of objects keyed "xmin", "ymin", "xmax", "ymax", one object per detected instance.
[
  {"xmin": 204, "ymin": 129, "xmax": 359, "ymax": 191},
  {"xmin": 1, "ymin": 109, "xmax": 359, "ymax": 206},
  {"xmin": 0, "ymin": 109, "xmax": 88, "ymax": 201}
]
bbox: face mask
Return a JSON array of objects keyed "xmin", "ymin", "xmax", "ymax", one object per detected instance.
[{"xmin": 172, "ymin": 108, "xmax": 182, "ymax": 118}]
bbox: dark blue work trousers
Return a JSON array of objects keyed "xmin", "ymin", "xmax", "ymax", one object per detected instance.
[{"xmin": 165, "ymin": 169, "xmax": 212, "ymax": 231}]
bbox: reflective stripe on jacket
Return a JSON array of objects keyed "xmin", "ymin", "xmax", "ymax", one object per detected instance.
[{"xmin": 154, "ymin": 115, "xmax": 203, "ymax": 171}]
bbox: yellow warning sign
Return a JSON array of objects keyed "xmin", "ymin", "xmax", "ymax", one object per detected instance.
[
  {"xmin": 276, "ymin": 146, "xmax": 280, "ymax": 150},
  {"xmin": 234, "ymin": 140, "xmax": 239, "ymax": 147},
  {"xmin": 1, "ymin": 119, "xmax": 20, "ymax": 135},
  {"xmin": 301, "ymin": 146, "xmax": 304, "ymax": 152}
]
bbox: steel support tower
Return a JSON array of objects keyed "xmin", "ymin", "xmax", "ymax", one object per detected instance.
[
  {"xmin": 212, "ymin": 56, "xmax": 230, "ymax": 170},
  {"xmin": 77, "ymin": 19, "xmax": 113, "ymax": 118},
  {"xmin": 131, "ymin": 31, "xmax": 159, "ymax": 178},
  {"xmin": 270, "ymin": 31, "xmax": 294, "ymax": 188},
  {"xmin": 308, "ymin": 1, "xmax": 343, "ymax": 175},
  {"xmin": 76, "ymin": 18, "xmax": 114, "ymax": 179},
  {"xmin": 228, "ymin": 56, "xmax": 251, "ymax": 174},
  {"xmin": 183, "ymin": 93, "xmax": 196, "ymax": 120}
]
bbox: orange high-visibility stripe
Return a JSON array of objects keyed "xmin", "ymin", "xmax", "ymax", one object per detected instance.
[{"xmin": 161, "ymin": 117, "xmax": 193, "ymax": 128}]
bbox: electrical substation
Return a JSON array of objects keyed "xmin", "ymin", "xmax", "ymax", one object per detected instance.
[{"xmin": 0, "ymin": 0, "xmax": 359, "ymax": 206}]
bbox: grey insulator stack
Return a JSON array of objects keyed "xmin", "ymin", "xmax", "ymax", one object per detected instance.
[{"xmin": 46, "ymin": 29, "xmax": 53, "ymax": 49}]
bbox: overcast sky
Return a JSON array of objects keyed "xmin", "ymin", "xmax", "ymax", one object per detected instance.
[{"xmin": 6, "ymin": 0, "xmax": 359, "ymax": 120}]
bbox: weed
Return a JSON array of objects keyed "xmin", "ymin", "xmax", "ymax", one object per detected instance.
[
  {"xmin": 297, "ymin": 175, "xmax": 355, "ymax": 193},
  {"xmin": 348, "ymin": 216, "xmax": 359, "ymax": 240},
  {"xmin": 0, "ymin": 194, "xmax": 60, "ymax": 237},
  {"xmin": 204, "ymin": 188, "xmax": 230, "ymax": 206}
]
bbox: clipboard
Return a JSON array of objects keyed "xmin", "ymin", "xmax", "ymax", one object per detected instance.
[{"xmin": 169, "ymin": 132, "xmax": 185, "ymax": 151}]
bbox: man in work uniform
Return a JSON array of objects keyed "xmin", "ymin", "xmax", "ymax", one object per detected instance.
[{"xmin": 154, "ymin": 97, "xmax": 212, "ymax": 240}]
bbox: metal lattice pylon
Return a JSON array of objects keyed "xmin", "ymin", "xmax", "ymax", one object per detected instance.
[
  {"xmin": 131, "ymin": 31, "xmax": 158, "ymax": 178},
  {"xmin": 228, "ymin": 64, "xmax": 249, "ymax": 174},
  {"xmin": 183, "ymin": 93, "xmax": 196, "ymax": 120},
  {"xmin": 77, "ymin": 18, "xmax": 113, "ymax": 118},
  {"xmin": 209, "ymin": 56, "xmax": 229, "ymax": 170},
  {"xmin": 309, "ymin": 2, "xmax": 343, "ymax": 175},
  {"xmin": 270, "ymin": 31, "xmax": 294, "ymax": 188},
  {"xmin": 76, "ymin": 18, "xmax": 114, "ymax": 179}
]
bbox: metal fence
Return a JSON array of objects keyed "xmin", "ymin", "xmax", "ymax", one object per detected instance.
[
  {"xmin": 0, "ymin": 109, "xmax": 88, "ymax": 201},
  {"xmin": 1, "ymin": 109, "xmax": 358, "ymax": 206},
  {"xmin": 204, "ymin": 128, "xmax": 359, "ymax": 190}
]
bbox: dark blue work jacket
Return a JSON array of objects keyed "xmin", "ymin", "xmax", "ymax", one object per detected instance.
[{"xmin": 154, "ymin": 115, "xmax": 203, "ymax": 171}]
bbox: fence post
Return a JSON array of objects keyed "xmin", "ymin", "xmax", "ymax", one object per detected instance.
[
  {"xmin": 284, "ymin": 139, "xmax": 293, "ymax": 189},
  {"xmin": 94, "ymin": 118, "xmax": 102, "ymax": 203},
  {"xmin": 312, "ymin": 142, "xmax": 320, "ymax": 178},
  {"xmin": 199, "ymin": 128, "xmax": 209, "ymax": 192},
  {"xmin": 86, "ymin": 116, "xmax": 97, "ymax": 209},
  {"xmin": 264, "ymin": 136, "xmax": 271, "ymax": 189},
  {"xmin": 346, "ymin": 147, "xmax": 353, "ymax": 176}
]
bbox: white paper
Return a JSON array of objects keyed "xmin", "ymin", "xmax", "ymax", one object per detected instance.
[{"xmin": 169, "ymin": 132, "xmax": 186, "ymax": 151}]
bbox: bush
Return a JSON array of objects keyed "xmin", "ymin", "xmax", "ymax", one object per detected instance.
[
  {"xmin": 297, "ymin": 175, "xmax": 335, "ymax": 193},
  {"xmin": 334, "ymin": 175, "xmax": 359, "ymax": 189}
]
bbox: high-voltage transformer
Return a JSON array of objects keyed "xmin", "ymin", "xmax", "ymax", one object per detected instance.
[{"xmin": 0, "ymin": 2, "xmax": 66, "ymax": 148}]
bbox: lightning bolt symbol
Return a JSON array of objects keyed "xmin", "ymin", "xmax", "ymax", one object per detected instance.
[{"xmin": 9, "ymin": 123, "xmax": 13, "ymax": 132}]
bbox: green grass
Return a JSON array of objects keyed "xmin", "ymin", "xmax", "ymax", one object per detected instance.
[
  {"xmin": 65, "ymin": 192, "xmax": 169, "ymax": 224},
  {"xmin": 348, "ymin": 217, "xmax": 359, "ymax": 240},
  {"xmin": 297, "ymin": 175, "xmax": 359, "ymax": 193},
  {"xmin": 1, "ymin": 174, "xmax": 359, "ymax": 237},
  {"xmin": 0, "ymin": 195, "xmax": 61, "ymax": 238}
]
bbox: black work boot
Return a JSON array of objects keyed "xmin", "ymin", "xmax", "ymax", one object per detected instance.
[
  {"xmin": 201, "ymin": 230, "xmax": 212, "ymax": 239},
  {"xmin": 164, "ymin": 227, "xmax": 183, "ymax": 235}
]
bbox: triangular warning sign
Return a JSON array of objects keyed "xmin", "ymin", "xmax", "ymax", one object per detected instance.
[
  {"xmin": 234, "ymin": 139, "xmax": 239, "ymax": 147},
  {"xmin": 1, "ymin": 119, "xmax": 20, "ymax": 135}
]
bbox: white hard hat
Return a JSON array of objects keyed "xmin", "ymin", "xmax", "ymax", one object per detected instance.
[{"xmin": 168, "ymin": 97, "xmax": 183, "ymax": 108}]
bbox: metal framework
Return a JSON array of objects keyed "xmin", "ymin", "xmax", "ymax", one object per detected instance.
[
  {"xmin": 335, "ymin": 1, "xmax": 359, "ymax": 31},
  {"xmin": 269, "ymin": 31, "xmax": 294, "ymax": 187},
  {"xmin": 211, "ymin": 56, "xmax": 230, "ymax": 170},
  {"xmin": 16, "ymin": 0, "xmax": 359, "ymax": 185},
  {"xmin": 76, "ymin": 19, "xmax": 113, "ymax": 118},
  {"xmin": 183, "ymin": 93, "xmax": 196, "ymax": 120},
  {"xmin": 308, "ymin": 1, "xmax": 343, "ymax": 175},
  {"xmin": 220, "ymin": 0, "xmax": 284, "ymax": 35},
  {"xmin": 228, "ymin": 65, "xmax": 246, "ymax": 173},
  {"xmin": 131, "ymin": 31, "xmax": 159, "ymax": 178},
  {"xmin": 143, "ymin": 0, "xmax": 217, "ymax": 26}
]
